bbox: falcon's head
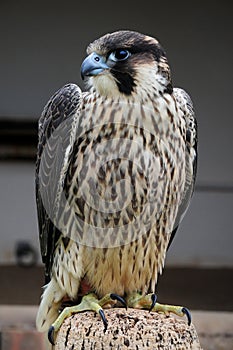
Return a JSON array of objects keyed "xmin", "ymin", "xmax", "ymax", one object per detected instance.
[{"xmin": 81, "ymin": 30, "xmax": 172, "ymax": 99}]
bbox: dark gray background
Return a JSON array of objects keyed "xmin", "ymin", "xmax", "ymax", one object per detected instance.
[{"xmin": 0, "ymin": 0, "xmax": 232, "ymax": 266}]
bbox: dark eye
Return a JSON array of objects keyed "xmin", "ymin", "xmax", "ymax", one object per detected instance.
[{"xmin": 109, "ymin": 49, "xmax": 130, "ymax": 62}]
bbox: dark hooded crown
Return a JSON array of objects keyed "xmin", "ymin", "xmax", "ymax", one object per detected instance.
[{"xmin": 86, "ymin": 30, "xmax": 172, "ymax": 96}]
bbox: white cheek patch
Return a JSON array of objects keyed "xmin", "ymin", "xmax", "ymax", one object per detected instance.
[
  {"xmin": 134, "ymin": 65, "xmax": 165, "ymax": 95},
  {"xmin": 91, "ymin": 74, "xmax": 120, "ymax": 97}
]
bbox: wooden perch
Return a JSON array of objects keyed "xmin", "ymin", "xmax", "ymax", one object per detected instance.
[{"xmin": 54, "ymin": 308, "xmax": 202, "ymax": 349}]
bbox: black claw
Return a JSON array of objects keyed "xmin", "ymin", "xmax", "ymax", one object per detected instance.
[
  {"xmin": 99, "ymin": 309, "xmax": 108, "ymax": 332},
  {"xmin": 182, "ymin": 307, "xmax": 192, "ymax": 326},
  {"xmin": 48, "ymin": 325, "xmax": 55, "ymax": 345},
  {"xmin": 149, "ymin": 293, "xmax": 157, "ymax": 312},
  {"xmin": 110, "ymin": 293, "xmax": 127, "ymax": 309}
]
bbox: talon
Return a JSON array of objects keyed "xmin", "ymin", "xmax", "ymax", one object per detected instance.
[
  {"xmin": 149, "ymin": 293, "xmax": 157, "ymax": 312},
  {"xmin": 182, "ymin": 307, "xmax": 192, "ymax": 326},
  {"xmin": 99, "ymin": 309, "xmax": 108, "ymax": 331},
  {"xmin": 48, "ymin": 325, "xmax": 55, "ymax": 345},
  {"xmin": 110, "ymin": 293, "xmax": 127, "ymax": 309}
]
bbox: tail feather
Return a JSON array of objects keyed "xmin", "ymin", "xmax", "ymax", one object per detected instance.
[{"xmin": 36, "ymin": 278, "xmax": 65, "ymax": 332}]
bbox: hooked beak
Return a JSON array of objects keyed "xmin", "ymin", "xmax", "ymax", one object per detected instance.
[{"xmin": 81, "ymin": 52, "xmax": 109, "ymax": 80}]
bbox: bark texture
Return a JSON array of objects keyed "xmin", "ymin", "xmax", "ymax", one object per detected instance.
[{"xmin": 54, "ymin": 308, "xmax": 202, "ymax": 349}]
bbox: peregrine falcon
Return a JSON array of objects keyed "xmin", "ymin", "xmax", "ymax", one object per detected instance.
[{"xmin": 36, "ymin": 30, "xmax": 197, "ymax": 344}]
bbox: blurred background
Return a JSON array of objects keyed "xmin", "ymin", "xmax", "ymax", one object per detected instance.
[{"xmin": 0, "ymin": 0, "xmax": 233, "ymax": 348}]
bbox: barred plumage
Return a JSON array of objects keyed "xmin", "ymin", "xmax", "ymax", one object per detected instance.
[{"xmin": 36, "ymin": 30, "xmax": 197, "ymax": 333}]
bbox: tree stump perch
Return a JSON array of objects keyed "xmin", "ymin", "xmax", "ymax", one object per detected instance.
[{"xmin": 54, "ymin": 308, "xmax": 202, "ymax": 349}]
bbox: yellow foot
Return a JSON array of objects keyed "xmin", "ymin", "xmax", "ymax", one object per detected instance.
[
  {"xmin": 48, "ymin": 293, "xmax": 126, "ymax": 345},
  {"xmin": 127, "ymin": 292, "xmax": 191, "ymax": 325}
]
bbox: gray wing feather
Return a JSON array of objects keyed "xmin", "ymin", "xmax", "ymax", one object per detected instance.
[
  {"xmin": 168, "ymin": 88, "xmax": 198, "ymax": 249},
  {"xmin": 35, "ymin": 83, "xmax": 82, "ymax": 281}
]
